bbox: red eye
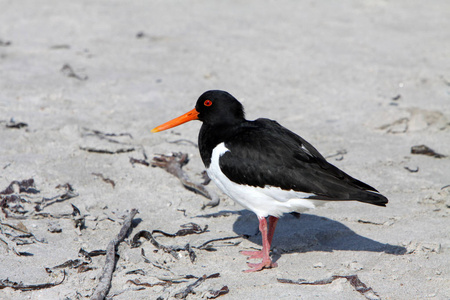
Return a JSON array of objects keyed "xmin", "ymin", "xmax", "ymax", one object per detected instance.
[{"xmin": 204, "ymin": 100, "xmax": 212, "ymax": 107}]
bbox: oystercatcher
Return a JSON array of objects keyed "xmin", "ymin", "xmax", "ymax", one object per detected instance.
[{"xmin": 152, "ymin": 90, "xmax": 388, "ymax": 272}]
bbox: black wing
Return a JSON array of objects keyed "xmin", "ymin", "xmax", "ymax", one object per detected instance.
[{"xmin": 219, "ymin": 118, "xmax": 388, "ymax": 206}]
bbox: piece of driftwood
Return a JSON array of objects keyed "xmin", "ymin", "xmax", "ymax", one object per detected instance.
[{"xmin": 90, "ymin": 209, "xmax": 138, "ymax": 300}]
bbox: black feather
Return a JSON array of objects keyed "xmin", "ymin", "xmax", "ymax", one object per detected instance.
[{"xmin": 217, "ymin": 119, "xmax": 387, "ymax": 206}]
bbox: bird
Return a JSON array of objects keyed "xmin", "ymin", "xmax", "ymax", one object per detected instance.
[{"xmin": 151, "ymin": 90, "xmax": 388, "ymax": 272}]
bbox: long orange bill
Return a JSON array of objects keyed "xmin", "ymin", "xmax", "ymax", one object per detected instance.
[{"xmin": 151, "ymin": 108, "xmax": 199, "ymax": 132}]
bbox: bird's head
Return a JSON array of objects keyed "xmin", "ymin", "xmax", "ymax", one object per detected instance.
[{"xmin": 151, "ymin": 90, "xmax": 245, "ymax": 132}]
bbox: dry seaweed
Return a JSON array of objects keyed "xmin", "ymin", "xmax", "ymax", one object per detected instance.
[
  {"xmin": 0, "ymin": 39, "xmax": 12, "ymax": 46},
  {"xmin": 5, "ymin": 120, "xmax": 28, "ymax": 129},
  {"xmin": 325, "ymin": 149, "xmax": 347, "ymax": 161},
  {"xmin": 45, "ymin": 248, "xmax": 106, "ymax": 273},
  {"xmin": 0, "ymin": 231, "xmax": 23, "ymax": 256},
  {"xmin": 184, "ymin": 243, "xmax": 196, "ymax": 263},
  {"xmin": 195, "ymin": 211, "xmax": 240, "ymax": 218},
  {"xmin": 174, "ymin": 273, "xmax": 220, "ymax": 299},
  {"xmin": 131, "ymin": 223, "xmax": 211, "ymax": 262},
  {"xmin": 404, "ymin": 166, "xmax": 419, "ymax": 173},
  {"xmin": 129, "ymin": 157, "xmax": 150, "ymax": 167},
  {"xmin": 79, "ymin": 147, "xmax": 135, "ymax": 154},
  {"xmin": 200, "ymin": 170, "xmax": 211, "ymax": 185},
  {"xmin": 61, "ymin": 64, "xmax": 88, "ymax": 80},
  {"xmin": 82, "ymin": 128, "xmax": 133, "ymax": 142},
  {"xmin": 206, "ymin": 285, "xmax": 229, "ymax": 299},
  {"xmin": 0, "ymin": 271, "xmax": 66, "ymax": 291},
  {"xmin": 80, "ymin": 128, "xmax": 136, "ymax": 155},
  {"xmin": 168, "ymin": 139, "xmax": 198, "ymax": 148},
  {"xmin": 196, "ymin": 236, "xmax": 243, "ymax": 251},
  {"xmin": 152, "ymin": 222, "xmax": 208, "ymax": 237},
  {"xmin": 0, "ymin": 179, "xmax": 37, "ymax": 195},
  {"xmin": 1, "ymin": 195, "xmax": 29, "ymax": 216},
  {"xmin": 45, "ymin": 258, "xmax": 88, "ymax": 273},
  {"xmin": 152, "ymin": 153, "xmax": 220, "ymax": 208},
  {"xmin": 34, "ymin": 183, "xmax": 78, "ymax": 212},
  {"xmin": 125, "ymin": 269, "xmax": 146, "ymax": 276},
  {"xmin": 140, "ymin": 248, "xmax": 173, "ymax": 271},
  {"xmin": 126, "ymin": 278, "xmax": 169, "ymax": 288},
  {"xmin": 411, "ymin": 144, "xmax": 446, "ymax": 158},
  {"xmin": 277, "ymin": 274, "xmax": 380, "ymax": 300},
  {"xmin": 92, "ymin": 173, "xmax": 116, "ymax": 188},
  {"xmin": 131, "ymin": 230, "xmax": 181, "ymax": 259},
  {"xmin": 1, "ymin": 180, "xmax": 79, "ymax": 219},
  {"xmin": 0, "ymin": 220, "xmax": 45, "ymax": 253}
]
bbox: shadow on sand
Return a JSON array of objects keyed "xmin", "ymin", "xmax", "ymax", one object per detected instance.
[{"xmin": 231, "ymin": 210, "xmax": 406, "ymax": 256}]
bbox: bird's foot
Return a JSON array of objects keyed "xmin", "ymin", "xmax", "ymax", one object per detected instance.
[
  {"xmin": 243, "ymin": 259, "xmax": 278, "ymax": 273},
  {"xmin": 240, "ymin": 249, "xmax": 264, "ymax": 259}
]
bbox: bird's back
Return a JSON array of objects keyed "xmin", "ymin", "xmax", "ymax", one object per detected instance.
[{"xmin": 218, "ymin": 118, "xmax": 388, "ymax": 206}]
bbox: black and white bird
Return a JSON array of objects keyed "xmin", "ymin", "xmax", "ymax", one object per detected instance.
[{"xmin": 152, "ymin": 90, "xmax": 388, "ymax": 272}]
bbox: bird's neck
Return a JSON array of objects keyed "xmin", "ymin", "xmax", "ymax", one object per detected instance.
[{"xmin": 198, "ymin": 123, "xmax": 240, "ymax": 168}]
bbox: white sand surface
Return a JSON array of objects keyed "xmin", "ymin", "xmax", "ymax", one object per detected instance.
[{"xmin": 1, "ymin": 1, "xmax": 449, "ymax": 299}]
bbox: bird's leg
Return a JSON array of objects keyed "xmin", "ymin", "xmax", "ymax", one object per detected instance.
[
  {"xmin": 241, "ymin": 216, "xmax": 278, "ymax": 258},
  {"xmin": 267, "ymin": 215, "xmax": 278, "ymax": 245},
  {"xmin": 241, "ymin": 216, "xmax": 279, "ymax": 272}
]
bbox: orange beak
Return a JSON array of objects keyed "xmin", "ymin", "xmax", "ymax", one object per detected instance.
[{"xmin": 151, "ymin": 108, "xmax": 199, "ymax": 133}]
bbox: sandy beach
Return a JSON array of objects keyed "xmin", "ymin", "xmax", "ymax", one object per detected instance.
[{"xmin": 1, "ymin": 1, "xmax": 449, "ymax": 299}]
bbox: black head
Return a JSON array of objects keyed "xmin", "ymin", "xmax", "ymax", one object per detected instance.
[
  {"xmin": 195, "ymin": 90, "xmax": 245, "ymax": 126},
  {"xmin": 151, "ymin": 90, "xmax": 246, "ymax": 133}
]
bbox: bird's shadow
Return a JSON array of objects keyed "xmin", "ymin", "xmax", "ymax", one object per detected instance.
[{"xmin": 232, "ymin": 210, "xmax": 406, "ymax": 257}]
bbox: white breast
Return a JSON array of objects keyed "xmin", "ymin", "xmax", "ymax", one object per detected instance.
[{"xmin": 207, "ymin": 142, "xmax": 326, "ymax": 218}]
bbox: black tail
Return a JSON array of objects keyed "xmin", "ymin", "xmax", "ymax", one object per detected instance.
[{"xmin": 353, "ymin": 190, "xmax": 388, "ymax": 207}]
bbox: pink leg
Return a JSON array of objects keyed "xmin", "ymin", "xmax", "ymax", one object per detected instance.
[
  {"xmin": 267, "ymin": 215, "xmax": 278, "ymax": 245},
  {"xmin": 241, "ymin": 216, "xmax": 278, "ymax": 259},
  {"xmin": 241, "ymin": 216, "xmax": 279, "ymax": 272}
]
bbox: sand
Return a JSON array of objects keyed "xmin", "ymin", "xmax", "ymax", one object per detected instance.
[{"xmin": 1, "ymin": 0, "xmax": 449, "ymax": 299}]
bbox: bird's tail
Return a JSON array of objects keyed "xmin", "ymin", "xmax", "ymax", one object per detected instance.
[{"xmin": 353, "ymin": 190, "xmax": 388, "ymax": 207}]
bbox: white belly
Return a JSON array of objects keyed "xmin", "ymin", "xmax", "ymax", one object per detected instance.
[{"xmin": 207, "ymin": 142, "xmax": 326, "ymax": 218}]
